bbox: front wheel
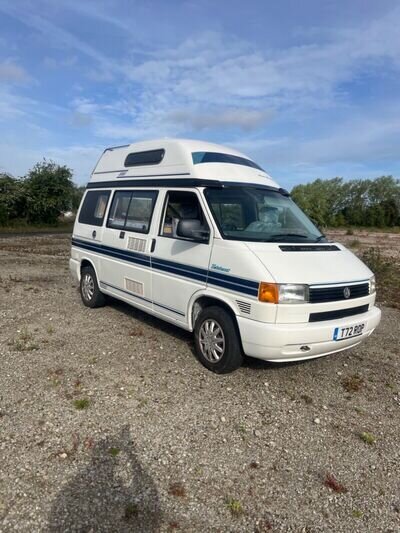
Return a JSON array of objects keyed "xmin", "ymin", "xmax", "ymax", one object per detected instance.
[
  {"xmin": 80, "ymin": 265, "xmax": 106, "ymax": 308},
  {"xmin": 194, "ymin": 306, "xmax": 243, "ymax": 374}
]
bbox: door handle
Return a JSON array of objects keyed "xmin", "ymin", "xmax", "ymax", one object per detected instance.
[
  {"xmin": 150, "ymin": 239, "xmax": 156, "ymax": 252},
  {"xmin": 119, "ymin": 231, "xmax": 125, "ymax": 239},
  {"xmin": 92, "ymin": 230, "xmax": 97, "ymax": 239}
]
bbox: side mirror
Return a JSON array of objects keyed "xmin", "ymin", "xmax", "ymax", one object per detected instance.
[{"xmin": 177, "ymin": 219, "xmax": 210, "ymax": 242}]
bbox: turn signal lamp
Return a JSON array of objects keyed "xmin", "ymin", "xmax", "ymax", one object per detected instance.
[{"xmin": 258, "ymin": 282, "xmax": 279, "ymax": 303}]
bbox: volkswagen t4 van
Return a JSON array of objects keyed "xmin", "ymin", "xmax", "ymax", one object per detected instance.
[{"xmin": 70, "ymin": 139, "xmax": 381, "ymax": 373}]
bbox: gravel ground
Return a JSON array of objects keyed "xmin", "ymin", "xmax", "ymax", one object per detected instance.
[{"xmin": 0, "ymin": 234, "xmax": 399, "ymax": 532}]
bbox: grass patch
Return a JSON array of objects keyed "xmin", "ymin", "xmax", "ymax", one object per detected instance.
[
  {"xmin": 109, "ymin": 447, "xmax": 120, "ymax": 457},
  {"xmin": 360, "ymin": 247, "xmax": 400, "ymax": 309},
  {"xmin": 124, "ymin": 502, "xmax": 139, "ymax": 520},
  {"xmin": 300, "ymin": 394, "xmax": 313, "ymax": 404},
  {"xmin": 9, "ymin": 328, "xmax": 39, "ymax": 352},
  {"xmin": 73, "ymin": 398, "xmax": 90, "ymax": 410},
  {"xmin": 225, "ymin": 497, "xmax": 244, "ymax": 517},
  {"xmin": 0, "ymin": 220, "xmax": 74, "ymax": 234},
  {"xmin": 348, "ymin": 238, "xmax": 361, "ymax": 248},
  {"xmin": 359, "ymin": 431, "xmax": 376, "ymax": 445},
  {"xmin": 352, "ymin": 509, "xmax": 363, "ymax": 518},
  {"xmin": 342, "ymin": 374, "xmax": 364, "ymax": 393}
]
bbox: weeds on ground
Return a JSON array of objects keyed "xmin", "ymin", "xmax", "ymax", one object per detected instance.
[
  {"xmin": 9, "ymin": 328, "xmax": 39, "ymax": 352},
  {"xmin": 73, "ymin": 398, "xmax": 90, "ymax": 410},
  {"xmin": 360, "ymin": 247, "xmax": 400, "ymax": 309},
  {"xmin": 137, "ymin": 398, "xmax": 148, "ymax": 408},
  {"xmin": 225, "ymin": 497, "xmax": 244, "ymax": 517},
  {"xmin": 124, "ymin": 502, "xmax": 139, "ymax": 520},
  {"xmin": 359, "ymin": 431, "xmax": 376, "ymax": 445},
  {"xmin": 236, "ymin": 422, "xmax": 246, "ymax": 435},
  {"xmin": 352, "ymin": 509, "xmax": 363, "ymax": 518},
  {"xmin": 348, "ymin": 239, "xmax": 361, "ymax": 248},
  {"xmin": 168, "ymin": 482, "xmax": 186, "ymax": 498},
  {"xmin": 342, "ymin": 374, "xmax": 364, "ymax": 393},
  {"xmin": 324, "ymin": 473, "xmax": 347, "ymax": 493},
  {"xmin": 109, "ymin": 447, "xmax": 120, "ymax": 457},
  {"xmin": 346, "ymin": 227, "xmax": 354, "ymax": 235},
  {"xmin": 300, "ymin": 394, "xmax": 313, "ymax": 404}
]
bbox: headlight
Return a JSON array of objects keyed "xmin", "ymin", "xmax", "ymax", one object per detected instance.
[
  {"xmin": 369, "ymin": 275, "xmax": 376, "ymax": 294},
  {"xmin": 258, "ymin": 282, "xmax": 309, "ymax": 303},
  {"xmin": 278, "ymin": 284, "xmax": 309, "ymax": 303}
]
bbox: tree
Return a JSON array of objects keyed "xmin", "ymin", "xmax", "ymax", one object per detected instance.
[
  {"xmin": 71, "ymin": 185, "xmax": 86, "ymax": 211},
  {"xmin": 0, "ymin": 173, "xmax": 26, "ymax": 226},
  {"xmin": 24, "ymin": 160, "xmax": 74, "ymax": 224}
]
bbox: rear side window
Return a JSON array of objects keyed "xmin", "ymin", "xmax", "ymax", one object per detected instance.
[
  {"xmin": 124, "ymin": 149, "xmax": 165, "ymax": 167},
  {"xmin": 78, "ymin": 190, "xmax": 110, "ymax": 226},
  {"xmin": 107, "ymin": 190, "xmax": 158, "ymax": 233}
]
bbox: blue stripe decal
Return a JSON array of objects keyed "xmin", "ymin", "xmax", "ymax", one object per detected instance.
[
  {"xmin": 72, "ymin": 237, "xmax": 259, "ymax": 297},
  {"xmin": 100, "ymin": 281, "xmax": 185, "ymax": 317}
]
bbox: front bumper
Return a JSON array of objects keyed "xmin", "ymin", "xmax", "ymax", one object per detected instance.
[{"xmin": 238, "ymin": 305, "xmax": 381, "ymax": 362}]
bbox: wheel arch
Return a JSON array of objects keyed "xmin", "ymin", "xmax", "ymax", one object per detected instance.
[
  {"xmin": 188, "ymin": 290, "xmax": 239, "ymax": 332},
  {"xmin": 80, "ymin": 256, "xmax": 100, "ymax": 283}
]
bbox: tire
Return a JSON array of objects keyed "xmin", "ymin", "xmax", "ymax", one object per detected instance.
[
  {"xmin": 194, "ymin": 306, "xmax": 243, "ymax": 374},
  {"xmin": 80, "ymin": 265, "xmax": 106, "ymax": 308}
]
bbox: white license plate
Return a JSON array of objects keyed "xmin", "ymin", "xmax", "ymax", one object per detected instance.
[{"xmin": 333, "ymin": 323, "xmax": 366, "ymax": 341}]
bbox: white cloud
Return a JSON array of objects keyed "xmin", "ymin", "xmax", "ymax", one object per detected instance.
[
  {"xmin": 168, "ymin": 108, "xmax": 274, "ymax": 131},
  {"xmin": 0, "ymin": 142, "xmax": 102, "ymax": 183},
  {"xmin": 0, "ymin": 60, "xmax": 30, "ymax": 83}
]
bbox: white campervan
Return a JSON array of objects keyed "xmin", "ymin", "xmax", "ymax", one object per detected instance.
[{"xmin": 70, "ymin": 139, "xmax": 381, "ymax": 373}]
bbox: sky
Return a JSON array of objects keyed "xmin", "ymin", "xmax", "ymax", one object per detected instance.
[{"xmin": 0, "ymin": 0, "xmax": 399, "ymax": 189}]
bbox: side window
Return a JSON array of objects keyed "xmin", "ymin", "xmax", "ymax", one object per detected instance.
[
  {"xmin": 107, "ymin": 191, "xmax": 131, "ymax": 229},
  {"xmin": 161, "ymin": 191, "xmax": 208, "ymax": 238},
  {"xmin": 126, "ymin": 192, "xmax": 158, "ymax": 232},
  {"xmin": 107, "ymin": 190, "xmax": 158, "ymax": 233},
  {"xmin": 78, "ymin": 190, "xmax": 110, "ymax": 226}
]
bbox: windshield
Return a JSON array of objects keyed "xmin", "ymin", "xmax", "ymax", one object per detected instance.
[{"xmin": 205, "ymin": 187, "xmax": 324, "ymax": 243}]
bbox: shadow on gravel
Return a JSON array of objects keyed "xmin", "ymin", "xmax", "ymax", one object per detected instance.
[
  {"xmin": 108, "ymin": 295, "xmax": 194, "ymax": 344},
  {"xmin": 47, "ymin": 426, "xmax": 161, "ymax": 532},
  {"xmin": 101, "ymin": 295, "xmax": 315, "ymax": 372}
]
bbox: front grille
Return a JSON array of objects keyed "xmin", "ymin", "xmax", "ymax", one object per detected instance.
[
  {"xmin": 309, "ymin": 304, "xmax": 369, "ymax": 323},
  {"xmin": 309, "ymin": 282, "xmax": 369, "ymax": 303}
]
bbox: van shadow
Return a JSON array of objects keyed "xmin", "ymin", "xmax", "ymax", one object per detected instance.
[
  {"xmin": 47, "ymin": 426, "xmax": 161, "ymax": 532},
  {"xmin": 101, "ymin": 294, "xmax": 312, "ymax": 373},
  {"xmin": 107, "ymin": 295, "xmax": 195, "ymax": 349}
]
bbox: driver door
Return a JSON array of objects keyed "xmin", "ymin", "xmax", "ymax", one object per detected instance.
[{"xmin": 150, "ymin": 190, "xmax": 213, "ymax": 323}]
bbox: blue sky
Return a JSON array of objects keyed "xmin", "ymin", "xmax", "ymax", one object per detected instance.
[{"xmin": 0, "ymin": 0, "xmax": 399, "ymax": 189}]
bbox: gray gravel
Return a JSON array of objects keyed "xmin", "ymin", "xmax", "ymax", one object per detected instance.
[{"xmin": 0, "ymin": 234, "xmax": 399, "ymax": 532}]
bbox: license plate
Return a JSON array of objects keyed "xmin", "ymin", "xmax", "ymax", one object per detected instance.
[{"xmin": 333, "ymin": 323, "xmax": 365, "ymax": 341}]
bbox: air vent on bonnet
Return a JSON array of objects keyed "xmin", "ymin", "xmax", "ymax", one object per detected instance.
[
  {"xmin": 236, "ymin": 300, "xmax": 251, "ymax": 314},
  {"xmin": 279, "ymin": 245, "xmax": 340, "ymax": 252},
  {"xmin": 127, "ymin": 237, "xmax": 147, "ymax": 252}
]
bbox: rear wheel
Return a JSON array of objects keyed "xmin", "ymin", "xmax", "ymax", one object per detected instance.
[
  {"xmin": 194, "ymin": 306, "xmax": 243, "ymax": 374},
  {"xmin": 80, "ymin": 265, "xmax": 106, "ymax": 308}
]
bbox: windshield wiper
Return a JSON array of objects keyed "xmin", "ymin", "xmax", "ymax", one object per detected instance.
[
  {"xmin": 315, "ymin": 235, "xmax": 327, "ymax": 242},
  {"xmin": 267, "ymin": 233, "xmax": 311, "ymax": 242}
]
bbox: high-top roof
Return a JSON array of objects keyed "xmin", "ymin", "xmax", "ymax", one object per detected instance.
[{"xmin": 90, "ymin": 138, "xmax": 279, "ymax": 188}]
